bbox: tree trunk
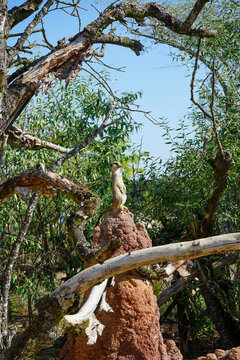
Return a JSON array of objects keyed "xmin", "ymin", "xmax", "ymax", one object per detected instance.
[
  {"xmin": 0, "ymin": 0, "xmax": 7, "ymax": 134},
  {"xmin": 198, "ymin": 259, "xmax": 240, "ymax": 348}
]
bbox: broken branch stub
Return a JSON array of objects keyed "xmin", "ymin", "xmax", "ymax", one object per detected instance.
[
  {"xmin": 0, "ymin": 168, "xmax": 101, "ymax": 210},
  {"xmin": 0, "ymin": 167, "xmax": 122, "ymax": 264}
]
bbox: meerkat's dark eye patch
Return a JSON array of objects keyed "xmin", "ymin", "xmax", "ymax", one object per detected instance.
[{"xmin": 111, "ymin": 162, "xmax": 121, "ymax": 167}]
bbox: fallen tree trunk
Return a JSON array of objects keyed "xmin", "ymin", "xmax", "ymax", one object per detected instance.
[
  {"xmin": 52, "ymin": 233, "xmax": 240, "ymax": 302},
  {"xmin": 4, "ymin": 232, "xmax": 240, "ymax": 359}
]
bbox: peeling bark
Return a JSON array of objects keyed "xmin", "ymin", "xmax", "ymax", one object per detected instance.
[
  {"xmin": 0, "ymin": 167, "xmax": 101, "ymax": 208},
  {"xmin": 138, "ymin": 260, "xmax": 186, "ymax": 280},
  {"xmin": 64, "ymin": 279, "xmax": 108, "ymax": 326},
  {"xmin": 1, "ymin": 1, "xmax": 217, "ymax": 134},
  {"xmin": 3, "ymin": 34, "xmax": 93, "ymax": 133}
]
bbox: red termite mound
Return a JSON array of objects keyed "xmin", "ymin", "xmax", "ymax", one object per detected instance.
[{"xmin": 59, "ymin": 209, "xmax": 182, "ymax": 360}]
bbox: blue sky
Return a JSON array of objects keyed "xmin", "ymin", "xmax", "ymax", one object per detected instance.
[{"xmin": 8, "ymin": 0, "xmax": 193, "ymax": 161}]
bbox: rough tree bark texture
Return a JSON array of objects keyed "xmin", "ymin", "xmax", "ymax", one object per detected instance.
[
  {"xmin": 59, "ymin": 208, "xmax": 182, "ymax": 360},
  {"xmin": 1, "ymin": 0, "xmax": 217, "ymax": 135},
  {"xmin": 195, "ymin": 151, "xmax": 240, "ymax": 348}
]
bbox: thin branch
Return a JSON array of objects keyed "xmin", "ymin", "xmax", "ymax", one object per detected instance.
[
  {"xmin": 179, "ymin": 0, "xmax": 210, "ymax": 32},
  {"xmin": 130, "ymin": 29, "xmax": 230, "ymax": 97},
  {"xmin": 90, "ymin": 57, "xmax": 125, "ymax": 72},
  {"xmin": 50, "ymin": 102, "xmax": 118, "ymax": 171},
  {"xmin": 210, "ymin": 61, "xmax": 224, "ymax": 158},
  {"xmin": 7, "ymin": 29, "xmax": 42, "ymax": 38},
  {"xmin": 7, "ymin": 0, "xmax": 54, "ymax": 65},
  {"xmin": 190, "ymin": 38, "xmax": 212, "ymax": 120},
  {"xmin": 94, "ymin": 33, "xmax": 143, "ymax": 56},
  {"xmin": 82, "ymin": 63, "xmax": 120, "ymax": 101},
  {"xmin": 41, "ymin": 21, "xmax": 54, "ymax": 50},
  {"xmin": 1, "ymin": 193, "xmax": 39, "ymax": 347}
]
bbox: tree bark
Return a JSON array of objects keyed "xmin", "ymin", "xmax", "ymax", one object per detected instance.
[
  {"xmin": 0, "ymin": 0, "xmax": 7, "ymax": 134},
  {"xmin": 197, "ymin": 259, "xmax": 240, "ymax": 348},
  {"xmin": 0, "ymin": 194, "xmax": 39, "ymax": 349},
  {"xmin": 1, "ymin": 1, "xmax": 217, "ymax": 134},
  {"xmin": 0, "ymin": 167, "xmax": 101, "ymax": 207}
]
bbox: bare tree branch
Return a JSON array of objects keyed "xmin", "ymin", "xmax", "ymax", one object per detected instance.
[
  {"xmin": 7, "ymin": 126, "xmax": 72, "ymax": 153},
  {"xmin": 2, "ymin": 1, "xmax": 218, "ymax": 134},
  {"xmin": 84, "ymin": 2, "xmax": 217, "ymax": 42},
  {"xmin": 50, "ymin": 101, "xmax": 118, "ymax": 171},
  {"xmin": 7, "ymin": 0, "xmax": 45, "ymax": 30},
  {"xmin": 94, "ymin": 33, "xmax": 143, "ymax": 56},
  {"xmin": 0, "ymin": 167, "xmax": 101, "ymax": 206},
  {"xmin": 7, "ymin": 0, "xmax": 55, "ymax": 66},
  {"xmin": 53, "ymin": 233, "xmax": 240, "ymax": 302},
  {"xmin": 210, "ymin": 61, "xmax": 224, "ymax": 158},
  {"xmin": 178, "ymin": 0, "xmax": 210, "ymax": 32},
  {"xmin": 190, "ymin": 38, "xmax": 213, "ymax": 121}
]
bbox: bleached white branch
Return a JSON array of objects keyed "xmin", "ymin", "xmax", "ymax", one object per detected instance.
[
  {"xmin": 52, "ymin": 232, "xmax": 240, "ymax": 303},
  {"xmin": 64, "ymin": 279, "xmax": 108, "ymax": 325}
]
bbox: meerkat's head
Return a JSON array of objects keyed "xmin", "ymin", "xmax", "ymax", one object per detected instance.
[{"xmin": 110, "ymin": 161, "xmax": 121, "ymax": 171}]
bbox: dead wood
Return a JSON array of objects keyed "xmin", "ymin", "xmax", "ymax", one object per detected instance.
[{"xmin": 4, "ymin": 232, "xmax": 240, "ymax": 359}]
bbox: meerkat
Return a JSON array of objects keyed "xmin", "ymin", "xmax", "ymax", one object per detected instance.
[{"xmin": 111, "ymin": 161, "xmax": 127, "ymax": 209}]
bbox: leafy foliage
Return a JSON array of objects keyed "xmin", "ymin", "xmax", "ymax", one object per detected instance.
[{"xmin": 0, "ymin": 76, "xmax": 141, "ymax": 303}]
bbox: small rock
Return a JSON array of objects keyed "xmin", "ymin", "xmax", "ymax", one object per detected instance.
[
  {"xmin": 228, "ymin": 347, "xmax": 240, "ymax": 360},
  {"xmin": 214, "ymin": 349, "xmax": 226, "ymax": 359},
  {"xmin": 206, "ymin": 354, "xmax": 218, "ymax": 360},
  {"xmin": 165, "ymin": 339, "xmax": 183, "ymax": 360}
]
